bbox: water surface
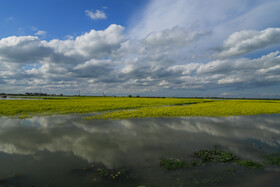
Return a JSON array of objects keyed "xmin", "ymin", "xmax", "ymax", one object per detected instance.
[{"xmin": 0, "ymin": 115, "xmax": 279, "ymax": 186}]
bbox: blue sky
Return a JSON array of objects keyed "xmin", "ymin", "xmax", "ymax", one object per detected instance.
[
  {"xmin": 0, "ymin": 0, "xmax": 148, "ymax": 39},
  {"xmin": 0, "ymin": 0, "xmax": 280, "ymax": 97}
]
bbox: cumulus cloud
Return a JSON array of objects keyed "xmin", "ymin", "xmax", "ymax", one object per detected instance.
[
  {"xmin": 85, "ymin": 9, "xmax": 107, "ymax": 20},
  {"xmin": 128, "ymin": 0, "xmax": 280, "ymax": 66},
  {"xmin": 0, "ymin": 36, "xmax": 51, "ymax": 63},
  {"xmin": 48, "ymin": 24, "xmax": 124, "ymax": 59},
  {"xmin": 143, "ymin": 26, "xmax": 210, "ymax": 49},
  {"xmin": 215, "ymin": 28, "xmax": 280, "ymax": 58},
  {"xmin": 0, "ymin": 23, "xmax": 280, "ymax": 97},
  {"xmin": 73, "ymin": 59, "xmax": 116, "ymax": 78}
]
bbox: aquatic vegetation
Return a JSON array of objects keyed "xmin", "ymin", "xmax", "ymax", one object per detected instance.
[
  {"xmin": 90, "ymin": 99, "xmax": 280, "ymax": 119},
  {"xmin": 97, "ymin": 168, "xmax": 128, "ymax": 180},
  {"xmin": 159, "ymin": 158, "xmax": 191, "ymax": 170},
  {"xmin": 263, "ymin": 153, "xmax": 280, "ymax": 166},
  {"xmin": 160, "ymin": 149, "xmax": 267, "ymax": 171},
  {"xmin": 194, "ymin": 149, "xmax": 238, "ymax": 163},
  {"xmin": 0, "ymin": 97, "xmax": 207, "ymax": 118},
  {"xmin": 236, "ymin": 160, "xmax": 263, "ymax": 169},
  {"xmin": 194, "ymin": 149, "xmax": 263, "ymax": 169},
  {"xmin": 160, "ymin": 149, "xmax": 239, "ymax": 171}
]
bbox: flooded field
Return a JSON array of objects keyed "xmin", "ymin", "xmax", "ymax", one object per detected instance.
[{"xmin": 0, "ymin": 115, "xmax": 279, "ymax": 186}]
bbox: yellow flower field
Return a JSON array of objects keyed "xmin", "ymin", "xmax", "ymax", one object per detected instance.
[
  {"xmin": 89, "ymin": 99, "xmax": 280, "ymax": 119},
  {"xmin": 0, "ymin": 97, "xmax": 207, "ymax": 118},
  {"xmin": 1, "ymin": 97, "xmax": 280, "ymax": 119}
]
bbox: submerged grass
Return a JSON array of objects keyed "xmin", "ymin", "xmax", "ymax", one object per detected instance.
[
  {"xmin": 160, "ymin": 158, "xmax": 191, "ymax": 170},
  {"xmin": 236, "ymin": 160, "xmax": 263, "ymax": 169},
  {"xmin": 194, "ymin": 149, "xmax": 238, "ymax": 163},
  {"xmin": 97, "ymin": 168, "xmax": 128, "ymax": 180},
  {"xmin": 160, "ymin": 148, "xmax": 266, "ymax": 170},
  {"xmin": 263, "ymin": 153, "xmax": 280, "ymax": 166},
  {"xmin": 90, "ymin": 99, "xmax": 280, "ymax": 119}
]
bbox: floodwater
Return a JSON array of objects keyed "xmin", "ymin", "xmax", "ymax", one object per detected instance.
[{"xmin": 0, "ymin": 115, "xmax": 279, "ymax": 186}]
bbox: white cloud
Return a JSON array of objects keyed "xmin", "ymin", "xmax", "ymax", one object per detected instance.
[
  {"xmin": 35, "ymin": 30, "xmax": 47, "ymax": 37},
  {"xmin": 47, "ymin": 24, "xmax": 124, "ymax": 60},
  {"xmin": 85, "ymin": 9, "xmax": 107, "ymax": 20},
  {"xmin": 0, "ymin": 24, "xmax": 280, "ymax": 96},
  {"xmin": 129, "ymin": 0, "xmax": 280, "ymax": 38},
  {"xmin": 0, "ymin": 36, "xmax": 51, "ymax": 63},
  {"xmin": 65, "ymin": 35, "xmax": 74, "ymax": 40},
  {"xmin": 215, "ymin": 28, "xmax": 280, "ymax": 58},
  {"xmin": 143, "ymin": 26, "xmax": 209, "ymax": 48},
  {"xmin": 128, "ymin": 0, "xmax": 260, "ymax": 39},
  {"xmin": 128, "ymin": 0, "xmax": 280, "ymax": 66},
  {"xmin": 221, "ymin": 92, "xmax": 232, "ymax": 96}
]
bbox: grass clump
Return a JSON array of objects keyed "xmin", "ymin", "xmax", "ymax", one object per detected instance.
[
  {"xmin": 160, "ymin": 148, "xmax": 266, "ymax": 171},
  {"xmin": 97, "ymin": 168, "xmax": 128, "ymax": 180},
  {"xmin": 194, "ymin": 149, "xmax": 238, "ymax": 163},
  {"xmin": 194, "ymin": 149, "xmax": 263, "ymax": 169},
  {"xmin": 159, "ymin": 158, "xmax": 190, "ymax": 170},
  {"xmin": 263, "ymin": 153, "xmax": 280, "ymax": 166},
  {"xmin": 236, "ymin": 160, "xmax": 263, "ymax": 169}
]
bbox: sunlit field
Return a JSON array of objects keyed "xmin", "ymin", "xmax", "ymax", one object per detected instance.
[
  {"xmin": 1, "ymin": 97, "xmax": 280, "ymax": 119},
  {"xmin": 0, "ymin": 97, "xmax": 208, "ymax": 118},
  {"xmin": 89, "ymin": 99, "xmax": 280, "ymax": 119}
]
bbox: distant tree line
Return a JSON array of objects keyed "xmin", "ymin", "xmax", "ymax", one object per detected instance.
[{"xmin": 25, "ymin": 93, "xmax": 63, "ymax": 96}]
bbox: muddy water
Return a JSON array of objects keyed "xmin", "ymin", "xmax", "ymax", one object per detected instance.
[{"xmin": 0, "ymin": 115, "xmax": 279, "ymax": 186}]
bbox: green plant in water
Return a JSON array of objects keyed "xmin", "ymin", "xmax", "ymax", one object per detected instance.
[
  {"xmin": 263, "ymin": 153, "xmax": 280, "ymax": 166},
  {"xmin": 160, "ymin": 148, "xmax": 274, "ymax": 172},
  {"xmin": 194, "ymin": 149, "xmax": 238, "ymax": 163},
  {"xmin": 236, "ymin": 160, "xmax": 263, "ymax": 169},
  {"xmin": 97, "ymin": 168, "xmax": 128, "ymax": 180},
  {"xmin": 97, "ymin": 168, "xmax": 110, "ymax": 177},
  {"xmin": 159, "ymin": 158, "xmax": 190, "ymax": 170}
]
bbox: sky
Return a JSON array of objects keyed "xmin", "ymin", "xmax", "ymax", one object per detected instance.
[{"xmin": 0, "ymin": 0, "xmax": 280, "ymax": 97}]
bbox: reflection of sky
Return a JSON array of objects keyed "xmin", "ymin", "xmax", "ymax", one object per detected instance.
[{"xmin": 0, "ymin": 115, "xmax": 279, "ymax": 168}]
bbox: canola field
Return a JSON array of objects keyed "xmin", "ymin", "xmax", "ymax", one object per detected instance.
[
  {"xmin": 1, "ymin": 97, "xmax": 280, "ymax": 119},
  {"xmin": 0, "ymin": 97, "xmax": 207, "ymax": 118},
  {"xmin": 89, "ymin": 99, "xmax": 280, "ymax": 119}
]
